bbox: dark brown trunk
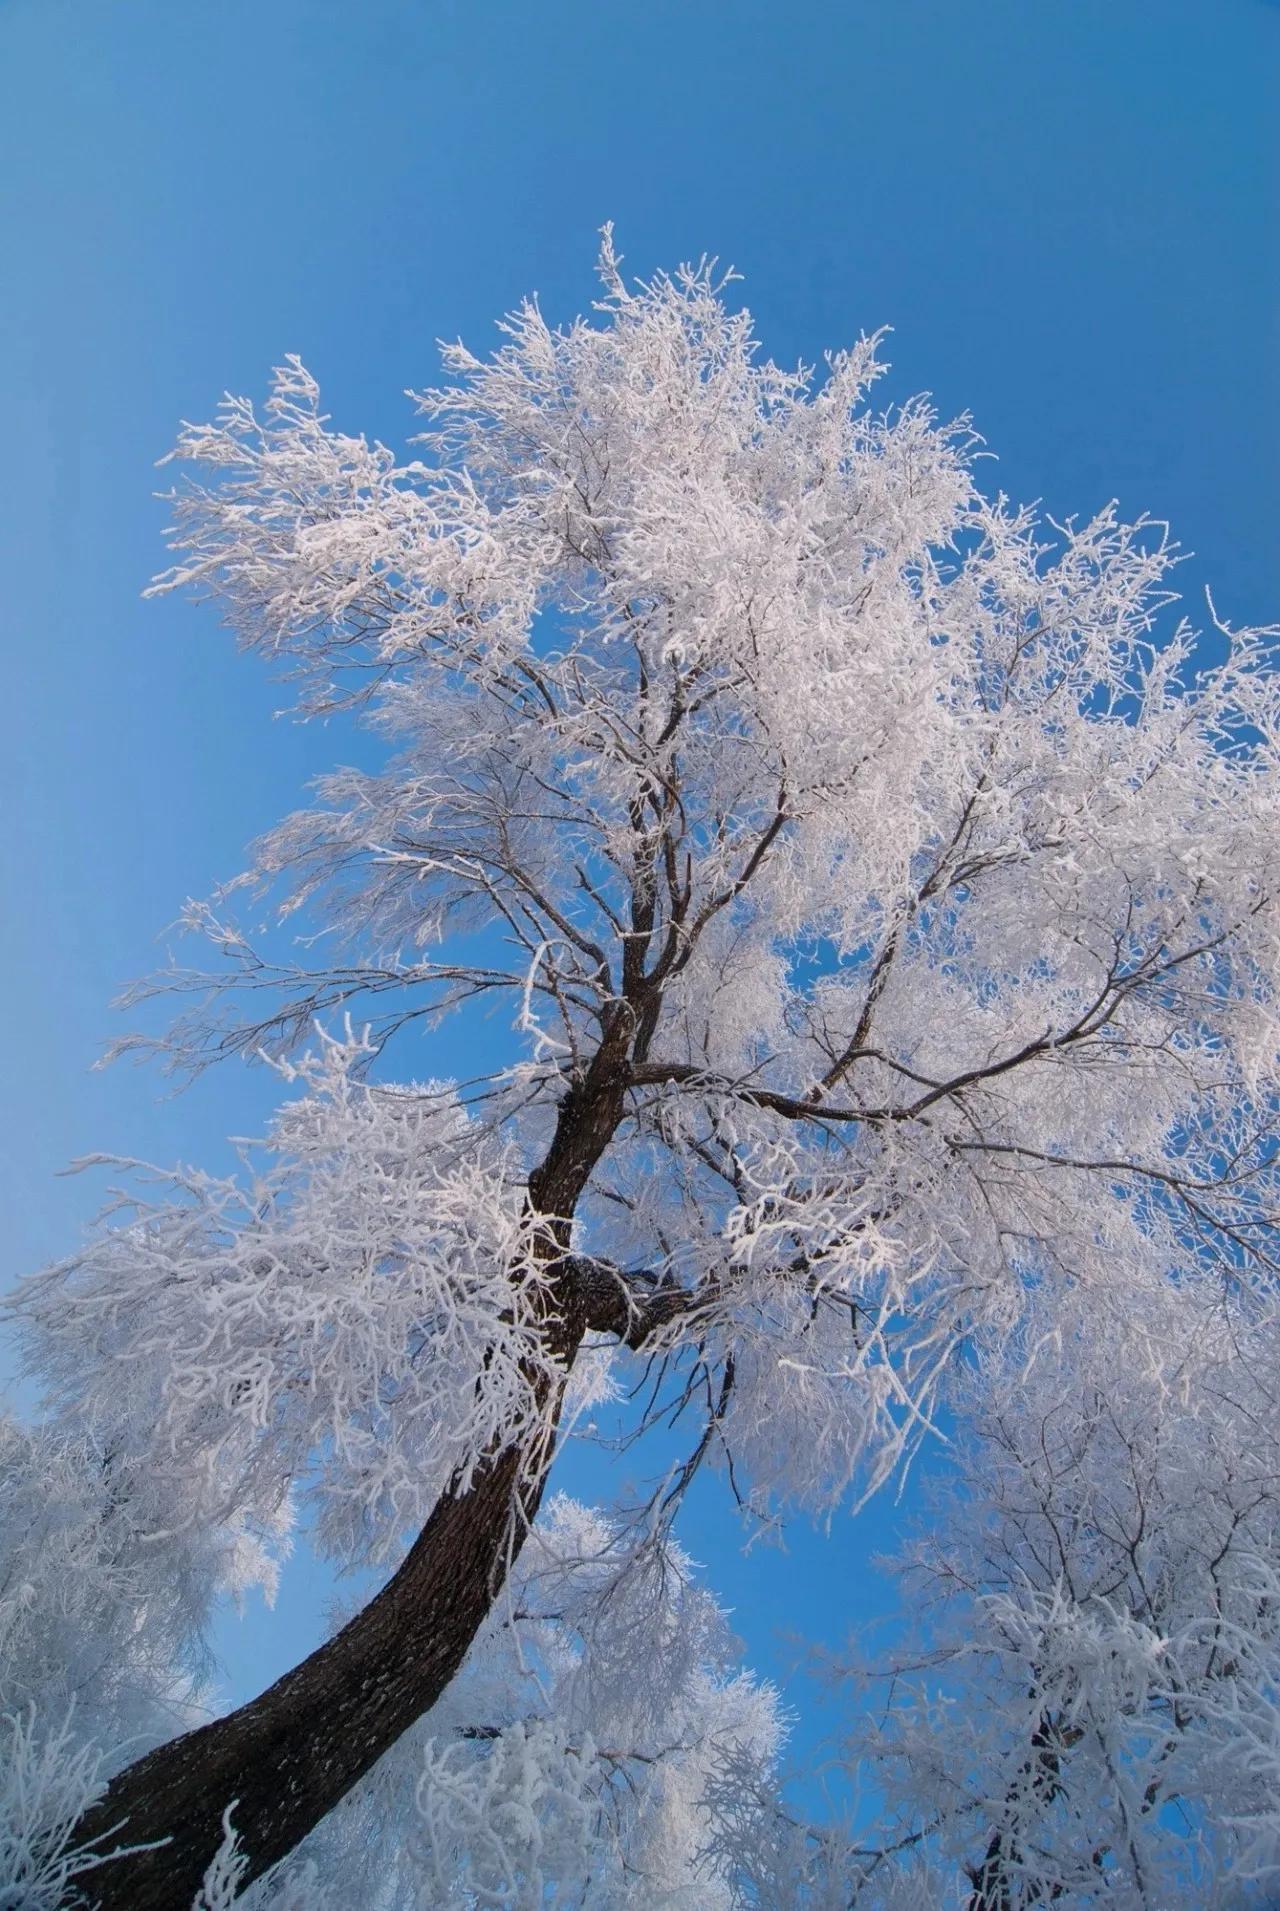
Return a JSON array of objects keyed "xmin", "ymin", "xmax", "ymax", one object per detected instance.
[
  {"xmin": 77, "ymin": 1397, "xmax": 569, "ymax": 1908},
  {"xmin": 74, "ymin": 1030, "xmax": 636, "ymax": 1905}
]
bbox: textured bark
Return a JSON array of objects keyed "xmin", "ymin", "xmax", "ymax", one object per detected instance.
[
  {"xmin": 77, "ymin": 1389, "xmax": 568, "ymax": 1908},
  {"xmin": 75, "ymin": 1041, "xmax": 640, "ymax": 1907}
]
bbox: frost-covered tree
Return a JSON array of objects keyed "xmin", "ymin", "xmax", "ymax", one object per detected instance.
[
  {"xmin": 7, "ymin": 231, "xmax": 1280, "ymax": 1903},
  {"xmin": 751, "ymin": 1271, "xmax": 1280, "ymax": 1907}
]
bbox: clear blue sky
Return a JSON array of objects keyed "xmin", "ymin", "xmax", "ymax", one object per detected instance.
[{"xmin": 1, "ymin": 0, "xmax": 1277, "ymax": 1805}]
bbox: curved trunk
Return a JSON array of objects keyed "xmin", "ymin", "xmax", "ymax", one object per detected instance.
[
  {"xmin": 76, "ymin": 1024, "xmax": 637, "ymax": 1904},
  {"xmin": 76, "ymin": 1402, "xmax": 569, "ymax": 1908}
]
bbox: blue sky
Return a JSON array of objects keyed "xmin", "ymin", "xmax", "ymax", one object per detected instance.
[{"xmin": 1, "ymin": 0, "xmax": 1277, "ymax": 1806}]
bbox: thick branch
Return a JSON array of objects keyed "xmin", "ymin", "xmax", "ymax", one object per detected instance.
[{"xmin": 569, "ymin": 1254, "xmax": 709, "ymax": 1350}]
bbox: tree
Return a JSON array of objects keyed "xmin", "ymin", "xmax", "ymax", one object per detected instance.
[
  {"xmin": 730, "ymin": 1269, "xmax": 1280, "ymax": 1906},
  {"xmin": 6, "ymin": 231, "xmax": 1280, "ymax": 1904}
]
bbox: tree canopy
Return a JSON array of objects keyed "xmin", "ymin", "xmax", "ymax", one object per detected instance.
[{"xmin": 5, "ymin": 236, "xmax": 1280, "ymax": 1907}]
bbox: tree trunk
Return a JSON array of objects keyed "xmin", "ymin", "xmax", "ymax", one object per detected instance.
[
  {"xmin": 75, "ymin": 1025, "xmax": 638, "ymax": 1904},
  {"xmin": 77, "ymin": 1406, "xmax": 567, "ymax": 1907}
]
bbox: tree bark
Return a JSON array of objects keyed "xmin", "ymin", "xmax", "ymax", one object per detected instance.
[
  {"xmin": 75, "ymin": 1032, "xmax": 643, "ymax": 1905},
  {"xmin": 76, "ymin": 1388, "xmax": 569, "ymax": 1908}
]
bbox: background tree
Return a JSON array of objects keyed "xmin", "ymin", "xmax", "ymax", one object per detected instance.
[
  {"xmin": 731, "ymin": 1270, "xmax": 1280, "ymax": 1906},
  {"xmin": 6, "ymin": 234, "xmax": 1280, "ymax": 1904}
]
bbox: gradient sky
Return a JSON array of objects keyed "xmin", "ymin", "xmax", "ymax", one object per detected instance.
[{"xmin": 2, "ymin": 0, "xmax": 1277, "ymax": 1810}]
